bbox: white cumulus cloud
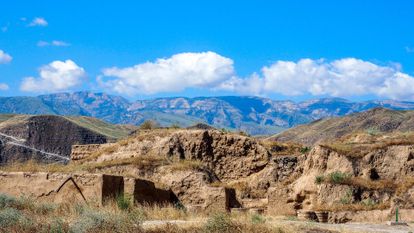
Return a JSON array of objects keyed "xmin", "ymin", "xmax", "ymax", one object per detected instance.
[
  {"xmin": 0, "ymin": 50, "xmax": 12, "ymax": 64},
  {"xmin": 0, "ymin": 83, "xmax": 9, "ymax": 91},
  {"xmin": 20, "ymin": 60, "xmax": 86, "ymax": 93},
  {"xmin": 28, "ymin": 17, "xmax": 48, "ymax": 27},
  {"xmin": 98, "ymin": 51, "xmax": 235, "ymax": 95},
  {"xmin": 220, "ymin": 58, "xmax": 414, "ymax": 100}
]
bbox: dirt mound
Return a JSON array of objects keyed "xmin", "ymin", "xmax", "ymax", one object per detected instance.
[{"xmin": 271, "ymin": 108, "xmax": 414, "ymax": 145}]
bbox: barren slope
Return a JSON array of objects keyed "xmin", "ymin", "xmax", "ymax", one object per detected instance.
[{"xmin": 270, "ymin": 108, "xmax": 414, "ymax": 145}]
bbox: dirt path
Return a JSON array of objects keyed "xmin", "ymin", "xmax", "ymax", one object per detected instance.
[{"xmin": 278, "ymin": 220, "xmax": 414, "ymax": 233}]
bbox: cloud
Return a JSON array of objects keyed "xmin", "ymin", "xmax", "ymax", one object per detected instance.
[
  {"xmin": 37, "ymin": 40, "xmax": 70, "ymax": 47},
  {"xmin": 0, "ymin": 50, "xmax": 12, "ymax": 64},
  {"xmin": 220, "ymin": 58, "xmax": 414, "ymax": 100},
  {"xmin": 20, "ymin": 60, "xmax": 86, "ymax": 93},
  {"xmin": 98, "ymin": 51, "xmax": 235, "ymax": 95},
  {"xmin": 0, "ymin": 83, "xmax": 9, "ymax": 91},
  {"xmin": 28, "ymin": 17, "xmax": 48, "ymax": 27}
]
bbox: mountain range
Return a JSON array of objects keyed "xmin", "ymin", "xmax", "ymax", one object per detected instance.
[{"xmin": 2, "ymin": 91, "xmax": 414, "ymax": 135}]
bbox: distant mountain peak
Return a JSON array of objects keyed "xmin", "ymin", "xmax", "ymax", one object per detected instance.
[{"xmin": 1, "ymin": 91, "xmax": 414, "ymax": 136}]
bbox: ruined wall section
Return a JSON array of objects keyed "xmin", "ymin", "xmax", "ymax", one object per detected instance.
[{"xmin": 0, "ymin": 172, "xmax": 123, "ymax": 205}]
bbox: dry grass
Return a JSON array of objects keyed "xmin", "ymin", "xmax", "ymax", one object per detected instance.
[
  {"xmin": 0, "ymin": 155, "xmax": 168, "ymax": 174},
  {"xmin": 318, "ymin": 173, "xmax": 412, "ymax": 192},
  {"xmin": 261, "ymin": 140, "xmax": 305, "ymax": 156},
  {"xmin": 395, "ymin": 176, "xmax": 414, "ymax": 195},
  {"xmin": 165, "ymin": 160, "xmax": 204, "ymax": 172},
  {"xmin": 313, "ymin": 202, "xmax": 390, "ymax": 212},
  {"xmin": 0, "ymin": 193, "xmax": 305, "ymax": 233},
  {"xmin": 321, "ymin": 132, "xmax": 414, "ymax": 158},
  {"xmin": 342, "ymin": 177, "xmax": 396, "ymax": 191},
  {"xmin": 0, "ymin": 160, "xmax": 81, "ymax": 173},
  {"xmin": 135, "ymin": 204, "xmax": 189, "ymax": 221},
  {"xmin": 1, "ymin": 155, "xmax": 206, "ymax": 176}
]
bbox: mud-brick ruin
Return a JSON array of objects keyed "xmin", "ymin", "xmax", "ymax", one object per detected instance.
[
  {"xmin": 0, "ymin": 172, "xmax": 124, "ymax": 205},
  {"xmin": 0, "ymin": 170, "xmax": 237, "ymax": 212},
  {"xmin": 3, "ymin": 128, "xmax": 414, "ymax": 223}
]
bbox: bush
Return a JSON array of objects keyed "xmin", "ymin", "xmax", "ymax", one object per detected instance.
[
  {"xmin": 315, "ymin": 175, "xmax": 325, "ymax": 184},
  {"xmin": 116, "ymin": 195, "xmax": 131, "ymax": 211},
  {"xmin": 139, "ymin": 120, "xmax": 160, "ymax": 130},
  {"xmin": 70, "ymin": 209, "xmax": 137, "ymax": 233},
  {"xmin": 300, "ymin": 147, "xmax": 311, "ymax": 154},
  {"xmin": 251, "ymin": 213, "xmax": 265, "ymax": 224},
  {"xmin": 0, "ymin": 193, "xmax": 18, "ymax": 209},
  {"xmin": 204, "ymin": 213, "xmax": 235, "ymax": 233},
  {"xmin": 48, "ymin": 218, "xmax": 69, "ymax": 233},
  {"xmin": 339, "ymin": 190, "xmax": 353, "ymax": 205},
  {"xmin": 361, "ymin": 198, "xmax": 375, "ymax": 207},
  {"xmin": 0, "ymin": 208, "xmax": 22, "ymax": 227},
  {"xmin": 328, "ymin": 171, "xmax": 350, "ymax": 184}
]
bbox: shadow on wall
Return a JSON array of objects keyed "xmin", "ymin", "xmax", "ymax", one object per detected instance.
[{"xmin": 133, "ymin": 179, "xmax": 179, "ymax": 206}]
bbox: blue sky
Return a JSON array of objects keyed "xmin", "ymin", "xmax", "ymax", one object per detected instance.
[{"xmin": 0, "ymin": 0, "xmax": 414, "ymax": 101}]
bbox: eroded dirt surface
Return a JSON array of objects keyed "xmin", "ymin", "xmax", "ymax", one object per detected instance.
[{"xmin": 141, "ymin": 219, "xmax": 414, "ymax": 233}]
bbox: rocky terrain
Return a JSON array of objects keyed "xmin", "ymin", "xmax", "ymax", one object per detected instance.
[
  {"xmin": 61, "ymin": 108, "xmax": 414, "ymax": 224},
  {"xmin": 271, "ymin": 108, "xmax": 414, "ymax": 145},
  {"xmin": 0, "ymin": 114, "xmax": 136, "ymax": 164},
  {"xmin": 3, "ymin": 91, "xmax": 414, "ymax": 135}
]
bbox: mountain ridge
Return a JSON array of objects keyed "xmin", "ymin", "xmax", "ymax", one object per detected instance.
[{"xmin": 2, "ymin": 91, "xmax": 414, "ymax": 135}]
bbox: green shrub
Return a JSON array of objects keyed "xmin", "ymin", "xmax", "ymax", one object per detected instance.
[
  {"xmin": 204, "ymin": 212, "xmax": 235, "ymax": 233},
  {"xmin": 361, "ymin": 198, "xmax": 375, "ymax": 207},
  {"xmin": 70, "ymin": 207, "xmax": 141, "ymax": 233},
  {"xmin": 116, "ymin": 195, "xmax": 131, "ymax": 211},
  {"xmin": 251, "ymin": 213, "xmax": 265, "ymax": 224},
  {"xmin": 315, "ymin": 175, "xmax": 325, "ymax": 184},
  {"xmin": 328, "ymin": 171, "xmax": 350, "ymax": 184},
  {"xmin": 300, "ymin": 147, "xmax": 311, "ymax": 154},
  {"xmin": 48, "ymin": 218, "xmax": 69, "ymax": 233},
  {"xmin": 35, "ymin": 202, "xmax": 57, "ymax": 215},
  {"xmin": 0, "ymin": 208, "xmax": 23, "ymax": 228},
  {"xmin": 339, "ymin": 189, "xmax": 353, "ymax": 205},
  {"xmin": 0, "ymin": 193, "xmax": 18, "ymax": 209}
]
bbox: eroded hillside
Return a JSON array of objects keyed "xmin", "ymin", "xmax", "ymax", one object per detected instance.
[{"xmin": 0, "ymin": 114, "xmax": 136, "ymax": 164}]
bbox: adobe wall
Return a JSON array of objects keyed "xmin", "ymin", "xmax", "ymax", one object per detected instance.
[
  {"xmin": 0, "ymin": 171, "xmax": 123, "ymax": 205},
  {"xmin": 71, "ymin": 143, "xmax": 116, "ymax": 161},
  {"xmin": 267, "ymin": 185, "xmax": 297, "ymax": 216}
]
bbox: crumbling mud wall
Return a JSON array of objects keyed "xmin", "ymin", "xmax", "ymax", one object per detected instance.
[
  {"xmin": 0, "ymin": 172, "xmax": 123, "ymax": 205},
  {"xmin": 131, "ymin": 178, "xmax": 178, "ymax": 205},
  {"xmin": 71, "ymin": 144, "xmax": 115, "ymax": 160}
]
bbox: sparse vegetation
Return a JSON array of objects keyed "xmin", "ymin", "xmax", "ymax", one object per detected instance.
[
  {"xmin": 327, "ymin": 171, "xmax": 350, "ymax": 184},
  {"xmin": 140, "ymin": 120, "xmax": 160, "ymax": 130},
  {"xmin": 251, "ymin": 213, "xmax": 266, "ymax": 224},
  {"xmin": 339, "ymin": 189, "xmax": 353, "ymax": 205},
  {"xmin": 315, "ymin": 175, "xmax": 325, "ymax": 184},
  {"xmin": 262, "ymin": 141, "xmax": 305, "ymax": 156},
  {"xmin": 204, "ymin": 212, "xmax": 235, "ymax": 232},
  {"xmin": 300, "ymin": 146, "xmax": 310, "ymax": 154}
]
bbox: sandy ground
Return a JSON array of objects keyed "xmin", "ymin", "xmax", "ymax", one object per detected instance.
[{"xmin": 142, "ymin": 219, "xmax": 414, "ymax": 233}]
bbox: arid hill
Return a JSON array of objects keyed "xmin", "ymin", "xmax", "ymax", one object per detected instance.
[
  {"xmin": 270, "ymin": 108, "xmax": 414, "ymax": 145},
  {"xmin": 0, "ymin": 114, "xmax": 136, "ymax": 164}
]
